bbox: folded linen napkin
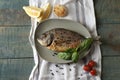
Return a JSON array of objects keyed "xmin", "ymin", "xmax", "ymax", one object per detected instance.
[{"xmin": 29, "ymin": 0, "xmax": 101, "ymax": 80}]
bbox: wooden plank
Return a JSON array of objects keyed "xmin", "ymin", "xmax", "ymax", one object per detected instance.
[
  {"xmin": 0, "ymin": 9, "xmax": 30, "ymax": 25},
  {"xmin": 0, "ymin": 58, "xmax": 34, "ymax": 80},
  {"xmin": 98, "ymin": 24, "xmax": 120, "ymax": 56},
  {"xmin": 0, "ymin": 0, "xmax": 29, "ymax": 9},
  {"xmin": 101, "ymin": 45, "xmax": 120, "ymax": 56},
  {"xmin": 102, "ymin": 57, "xmax": 120, "ymax": 80},
  {"xmin": 94, "ymin": 0, "xmax": 120, "ymax": 24},
  {"xmin": 0, "ymin": 26, "xmax": 33, "ymax": 58},
  {"xmin": 0, "ymin": 0, "xmax": 30, "ymax": 25}
]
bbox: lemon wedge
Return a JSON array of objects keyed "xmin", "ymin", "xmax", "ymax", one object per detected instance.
[
  {"xmin": 23, "ymin": 6, "xmax": 43, "ymax": 18},
  {"xmin": 37, "ymin": 3, "xmax": 52, "ymax": 22}
]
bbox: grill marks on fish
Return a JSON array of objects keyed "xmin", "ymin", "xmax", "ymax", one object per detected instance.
[{"xmin": 38, "ymin": 28, "xmax": 85, "ymax": 52}]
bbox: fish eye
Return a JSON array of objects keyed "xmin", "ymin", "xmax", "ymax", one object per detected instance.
[{"xmin": 41, "ymin": 34, "xmax": 47, "ymax": 38}]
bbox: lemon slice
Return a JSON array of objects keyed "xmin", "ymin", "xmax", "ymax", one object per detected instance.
[
  {"xmin": 37, "ymin": 3, "xmax": 52, "ymax": 22},
  {"xmin": 23, "ymin": 6, "xmax": 43, "ymax": 18}
]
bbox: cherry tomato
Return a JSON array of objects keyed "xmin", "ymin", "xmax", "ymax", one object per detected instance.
[
  {"xmin": 90, "ymin": 69, "xmax": 97, "ymax": 76},
  {"xmin": 83, "ymin": 65, "xmax": 91, "ymax": 72},
  {"xmin": 88, "ymin": 60, "xmax": 96, "ymax": 68}
]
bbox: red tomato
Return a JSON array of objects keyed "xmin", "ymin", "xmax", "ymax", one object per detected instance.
[
  {"xmin": 88, "ymin": 60, "xmax": 96, "ymax": 68},
  {"xmin": 90, "ymin": 69, "xmax": 97, "ymax": 76},
  {"xmin": 83, "ymin": 65, "xmax": 91, "ymax": 72}
]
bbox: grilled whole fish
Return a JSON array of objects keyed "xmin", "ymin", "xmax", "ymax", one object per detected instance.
[{"xmin": 37, "ymin": 28, "xmax": 85, "ymax": 52}]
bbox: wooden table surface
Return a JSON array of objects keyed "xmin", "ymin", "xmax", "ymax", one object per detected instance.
[{"xmin": 0, "ymin": 0, "xmax": 120, "ymax": 80}]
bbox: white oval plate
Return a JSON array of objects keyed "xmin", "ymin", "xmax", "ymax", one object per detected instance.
[{"xmin": 35, "ymin": 19, "xmax": 91, "ymax": 63}]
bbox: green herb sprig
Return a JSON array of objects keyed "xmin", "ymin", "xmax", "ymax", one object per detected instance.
[{"xmin": 57, "ymin": 38, "xmax": 93, "ymax": 62}]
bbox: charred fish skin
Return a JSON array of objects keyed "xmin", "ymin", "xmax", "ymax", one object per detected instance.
[{"xmin": 37, "ymin": 28, "xmax": 85, "ymax": 52}]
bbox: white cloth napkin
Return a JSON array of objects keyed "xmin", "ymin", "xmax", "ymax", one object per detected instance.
[{"xmin": 29, "ymin": 0, "xmax": 101, "ymax": 80}]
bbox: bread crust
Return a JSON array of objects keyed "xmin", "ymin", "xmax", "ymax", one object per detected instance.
[{"xmin": 54, "ymin": 5, "xmax": 68, "ymax": 17}]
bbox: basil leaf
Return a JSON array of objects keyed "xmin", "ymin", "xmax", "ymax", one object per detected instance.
[
  {"xmin": 65, "ymin": 48, "xmax": 76, "ymax": 53},
  {"xmin": 57, "ymin": 38, "xmax": 93, "ymax": 62},
  {"xmin": 57, "ymin": 52, "xmax": 72, "ymax": 60},
  {"xmin": 78, "ymin": 38, "xmax": 93, "ymax": 53},
  {"xmin": 71, "ymin": 51, "xmax": 79, "ymax": 62}
]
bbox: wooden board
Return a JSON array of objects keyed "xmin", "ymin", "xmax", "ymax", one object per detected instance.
[
  {"xmin": 0, "ymin": 9, "xmax": 30, "ymax": 25},
  {"xmin": 0, "ymin": 0, "xmax": 29, "ymax": 9},
  {"xmin": 94, "ymin": 0, "xmax": 120, "ymax": 24},
  {"xmin": 0, "ymin": 26, "xmax": 33, "ymax": 58},
  {"xmin": 98, "ymin": 24, "xmax": 120, "ymax": 56},
  {"xmin": 0, "ymin": 0, "xmax": 30, "ymax": 25},
  {"xmin": 102, "ymin": 57, "xmax": 120, "ymax": 80},
  {"xmin": 0, "ymin": 58, "xmax": 34, "ymax": 80}
]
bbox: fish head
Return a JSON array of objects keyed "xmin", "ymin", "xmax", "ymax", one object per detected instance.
[{"xmin": 37, "ymin": 33, "xmax": 53, "ymax": 47}]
